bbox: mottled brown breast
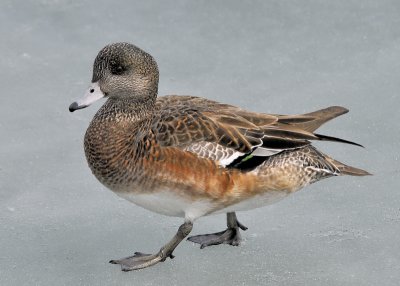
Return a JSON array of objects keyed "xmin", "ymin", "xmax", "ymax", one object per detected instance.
[{"xmin": 83, "ymin": 112, "xmax": 257, "ymax": 205}]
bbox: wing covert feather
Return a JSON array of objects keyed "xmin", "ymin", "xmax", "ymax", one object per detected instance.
[{"xmin": 151, "ymin": 96, "xmax": 336, "ymax": 160}]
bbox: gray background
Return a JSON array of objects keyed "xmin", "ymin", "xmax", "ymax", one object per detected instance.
[{"xmin": 1, "ymin": 0, "xmax": 399, "ymax": 285}]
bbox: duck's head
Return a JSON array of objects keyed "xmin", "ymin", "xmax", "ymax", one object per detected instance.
[{"xmin": 69, "ymin": 43, "xmax": 159, "ymax": 112}]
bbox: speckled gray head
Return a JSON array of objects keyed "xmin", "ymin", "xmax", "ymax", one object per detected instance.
[{"xmin": 69, "ymin": 43, "xmax": 159, "ymax": 112}]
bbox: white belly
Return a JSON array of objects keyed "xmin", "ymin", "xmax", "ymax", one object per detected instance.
[
  {"xmin": 116, "ymin": 190, "xmax": 216, "ymax": 221},
  {"xmin": 115, "ymin": 188, "xmax": 292, "ymax": 221}
]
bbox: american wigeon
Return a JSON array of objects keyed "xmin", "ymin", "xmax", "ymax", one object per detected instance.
[{"xmin": 69, "ymin": 43, "xmax": 369, "ymax": 271}]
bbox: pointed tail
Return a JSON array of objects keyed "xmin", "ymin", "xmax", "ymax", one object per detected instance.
[{"xmin": 327, "ymin": 157, "xmax": 372, "ymax": 176}]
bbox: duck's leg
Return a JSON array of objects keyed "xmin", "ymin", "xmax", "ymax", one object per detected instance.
[
  {"xmin": 187, "ymin": 212, "xmax": 247, "ymax": 249},
  {"xmin": 110, "ymin": 221, "xmax": 193, "ymax": 271}
]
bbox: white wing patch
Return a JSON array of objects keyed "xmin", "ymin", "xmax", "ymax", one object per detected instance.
[
  {"xmin": 218, "ymin": 151, "xmax": 244, "ymax": 167},
  {"xmin": 184, "ymin": 141, "xmax": 244, "ymax": 167},
  {"xmin": 250, "ymin": 147, "xmax": 284, "ymax": 157},
  {"xmin": 184, "ymin": 141, "xmax": 290, "ymax": 167}
]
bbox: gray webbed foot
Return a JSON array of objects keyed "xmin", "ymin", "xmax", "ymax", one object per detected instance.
[
  {"xmin": 187, "ymin": 227, "xmax": 243, "ymax": 248},
  {"xmin": 109, "ymin": 251, "xmax": 167, "ymax": 271},
  {"xmin": 187, "ymin": 212, "xmax": 247, "ymax": 249},
  {"xmin": 109, "ymin": 221, "xmax": 193, "ymax": 271}
]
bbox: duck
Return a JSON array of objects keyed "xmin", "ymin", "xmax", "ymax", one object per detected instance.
[{"xmin": 69, "ymin": 42, "xmax": 370, "ymax": 271}]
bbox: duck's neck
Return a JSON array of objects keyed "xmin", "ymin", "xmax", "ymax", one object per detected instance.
[{"xmin": 95, "ymin": 93, "xmax": 157, "ymax": 123}]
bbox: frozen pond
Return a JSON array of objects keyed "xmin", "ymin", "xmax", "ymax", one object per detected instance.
[{"xmin": 1, "ymin": 0, "xmax": 399, "ymax": 285}]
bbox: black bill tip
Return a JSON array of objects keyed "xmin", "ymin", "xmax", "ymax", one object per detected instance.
[
  {"xmin": 69, "ymin": 102, "xmax": 78, "ymax": 112},
  {"xmin": 69, "ymin": 102, "xmax": 87, "ymax": 112}
]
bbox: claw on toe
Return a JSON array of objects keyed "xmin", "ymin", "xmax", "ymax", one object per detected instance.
[{"xmin": 237, "ymin": 221, "xmax": 248, "ymax": 231}]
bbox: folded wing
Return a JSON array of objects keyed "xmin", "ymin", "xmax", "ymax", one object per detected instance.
[{"xmin": 151, "ymin": 96, "xmax": 360, "ymax": 169}]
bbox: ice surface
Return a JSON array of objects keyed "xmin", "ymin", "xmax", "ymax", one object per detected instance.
[{"xmin": 1, "ymin": 0, "xmax": 399, "ymax": 285}]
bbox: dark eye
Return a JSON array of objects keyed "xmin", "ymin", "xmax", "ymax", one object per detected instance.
[{"xmin": 111, "ymin": 65, "xmax": 125, "ymax": 75}]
